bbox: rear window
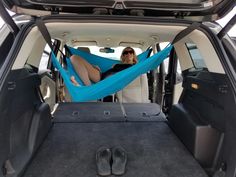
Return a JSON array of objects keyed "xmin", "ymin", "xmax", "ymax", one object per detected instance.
[
  {"xmin": 186, "ymin": 43, "xmax": 207, "ymax": 69},
  {"xmin": 38, "ymin": 44, "xmax": 51, "ymax": 71},
  {"xmin": 0, "ymin": 10, "xmax": 15, "ymax": 29},
  {"xmin": 160, "ymin": 42, "xmax": 181, "ymax": 74},
  {"xmin": 75, "ymin": 46, "xmax": 142, "ymax": 60},
  {"xmin": 0, "ymin": 18, "xmax": 3, "ymax": 29},
  {"xmin": 0, "ymin": 31, "xmax": 14, "ymax": 69}
]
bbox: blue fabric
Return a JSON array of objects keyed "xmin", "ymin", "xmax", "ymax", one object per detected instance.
[
  {"xmin": 66, "ymin": 57, "xmax": 85, "ymax": 85},
  {"xmin": 51, "ymin": 45, "xmax": 172, "ymax": 102},
  {"xmin": 67, "ymin": 46, "xmax": 151, "ymax": 73}
]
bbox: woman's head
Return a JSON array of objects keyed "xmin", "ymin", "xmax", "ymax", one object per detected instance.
[{"xmin": 120, "ymin": 47, "xmax": 138, "ymax": 64}]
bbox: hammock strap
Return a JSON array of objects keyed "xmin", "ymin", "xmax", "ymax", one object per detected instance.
[
  {"xmin": 35, "ymin": 18, "xmax": 54, "ymax": 50},
  {"xmin": 172, "ymin": 22, "xmax": 201, "ymax": 44}
]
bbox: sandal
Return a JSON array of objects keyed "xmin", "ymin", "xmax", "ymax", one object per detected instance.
[
  {"xmin": 112, "ymin": 146, "xmax": 127, "ymax": 175},
  {"xmin": 96, "ymin": 147, "xmax": 111, "ymax": 176}
]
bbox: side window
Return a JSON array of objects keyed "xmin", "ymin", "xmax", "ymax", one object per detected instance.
[
  {"xmin": 159, "ymin": 42, "xmax": 181, "ymax": 75},
  {"xmin": 0, "ymin": 28, "xmax": 14, "ymax": 69},
  {"xmin": 38, "ymin": 44, "xmax": 51, "ymax": 72},
  {"xmin": 0, "ymin": 11, "xmax": 16, "ymax": 69},
  {"xmin": 39, "ymin": 51, "xmax": 50, "ymax": 71},
  {"xmin": 186, "ymin": 43, "xmax": 207, "ymax": 69}
]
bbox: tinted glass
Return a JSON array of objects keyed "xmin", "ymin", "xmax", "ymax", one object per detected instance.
[
  {"xmin": 0, "ymin": 32, "xmax": 14, "ymax": 69},
  {"xmin": 75, "ymin": 46, "xmax": 142, "ymax": 60},
  {"xmin": 39, "ymin": 44, "xmax": 51, "ymax": 71},
  {"xmin": 186, "ymin": 43, "xmax": 207, "ymax": 69}
]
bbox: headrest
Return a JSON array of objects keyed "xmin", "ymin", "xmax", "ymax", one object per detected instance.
[{"xmin": 77, "ymin": 47, "xmax": 91, "ymax": 53}]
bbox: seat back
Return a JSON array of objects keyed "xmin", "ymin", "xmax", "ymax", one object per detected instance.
[
  {"xmin": 116, "ymin": 74, "xmax": 150, "ymax": 103},
  {"xmin": 0, "ymin": 68, "xmax": 52, "ymax": 177},
  {"xmin": 77, "ymin": 47, "xmax": 91, "ymax": 53}
]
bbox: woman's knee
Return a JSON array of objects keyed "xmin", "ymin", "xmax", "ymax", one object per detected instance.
[{"xmin": 70, "ymin": 55, "xmax": 84, "ymax": 64}]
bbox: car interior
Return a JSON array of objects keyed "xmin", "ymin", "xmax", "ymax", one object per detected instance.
[{"xmin": 0, "ymin": 9, "xmax": 236, "ymax": 177}]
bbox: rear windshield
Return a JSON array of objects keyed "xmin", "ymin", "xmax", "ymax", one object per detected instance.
[{"xmin": 74, "ymin": 46, "xmax": 142, "ymax": 60}]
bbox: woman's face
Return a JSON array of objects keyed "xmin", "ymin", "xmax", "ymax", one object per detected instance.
[{"xmin": 122, "ymin": 49, "xmax": 135, "ymax": 64}]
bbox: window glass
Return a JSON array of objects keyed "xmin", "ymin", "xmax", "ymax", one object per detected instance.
[
  {"xmin": 38, "ymin": 51, "xmax": 50, "ymax": 71},
  {"xmin": 75, "ymin": 46, "xmax": 142, "ymax": 60},
  {"xmin": 0, "ymin": 17, "xmax": 3, "ymax": 29},
  {"xmin": 0, "ymin": 11, "xmax": 17, "ymax": 69},
  {"xmin": 0, "ymin": 10, "xmax": 15, "ymax": 29},
  {"xmin": 186, "ymin": 43, "xmax": 207, "ymax": 69},
  {"xmin": 216, "ymin": 6, "xmax": 236, "ymax": 37},
  {"xmin": 0, "ymin": 31, "xmax": 14, "ymax": 69},
  {"xmin": 38, "ymin": 44, "xmax": 51, "ymax": 71},
  {"xmin": 159, "ymin": 42, "xmax": 170, "ymax": 73},
  {"xmin": 159, "ymin": 42, "xmax": 181, "ymax": 74}
]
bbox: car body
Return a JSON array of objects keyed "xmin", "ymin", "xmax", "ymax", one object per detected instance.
[{"xmin": 0, "ymin": 1, "xmax": 236, "ymax": 177}]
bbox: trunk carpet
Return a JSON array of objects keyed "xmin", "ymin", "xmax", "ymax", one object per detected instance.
[{"xmin": 22, "ymin": 122, "xmax": 208, "ymax": 177}]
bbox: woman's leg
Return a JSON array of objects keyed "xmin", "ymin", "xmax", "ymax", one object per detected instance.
[{"xmin": 70, "ymin": 55, "xmax": 101, "ymax": 86}]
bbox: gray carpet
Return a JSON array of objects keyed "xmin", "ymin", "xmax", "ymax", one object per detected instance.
[{"xmin": 23, "ymin": 122, "xmax": 208, "ymax": 177}]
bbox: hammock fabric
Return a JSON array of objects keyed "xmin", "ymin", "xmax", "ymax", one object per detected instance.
[
  {"xmin": 66, "ymin": 46, "xmax": 152, "ymax": 73},
  {"xmin": 65, "ymin": 46, "xmax": 152, "ymax": 86},
  {"xmin": 51, "ymin": 45, "xmax": 173, "ymax": 102}
]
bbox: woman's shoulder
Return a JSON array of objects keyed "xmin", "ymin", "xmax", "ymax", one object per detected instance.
[{"xmin": 113, "ymin": 63, "xmax": 133, "ymax": 70}]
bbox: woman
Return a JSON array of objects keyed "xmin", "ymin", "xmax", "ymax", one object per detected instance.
[{"xmin": 70, "ymin": 47, "xmax": 137, "ymax": 86}]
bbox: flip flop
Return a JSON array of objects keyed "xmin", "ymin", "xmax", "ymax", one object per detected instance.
[
  {"xmin": 112, "ymin": 146, "xmax": 127, "ymax": 175},
  {"xmin": 96, "ymin": 147, "xmax": 112, "ymax": 176}
]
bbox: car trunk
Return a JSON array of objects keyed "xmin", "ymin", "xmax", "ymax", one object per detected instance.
[
  {"xmin": 20, "ymin": 102, "xmax": 208, "ymax": 177},
  {"xmin": 0, "ymin": 0, "xmax": 235, "ymax": 175},
  {"xmin": 2, "ymin": 49, "xmax": 234, "ymax": 176},
  {"xmin": 1, "ymin": 67, "xmax": 234, "ymax": 177}
]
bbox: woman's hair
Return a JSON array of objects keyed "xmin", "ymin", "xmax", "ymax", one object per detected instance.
[{"xmin": 120, "ymin": 47, "xmax": 138, "ymax": 64}]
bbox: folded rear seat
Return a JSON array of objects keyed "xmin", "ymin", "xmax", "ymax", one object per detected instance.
[{"xmin": 53, "ymin": 102, "xmax": 166, "ymax": 123}]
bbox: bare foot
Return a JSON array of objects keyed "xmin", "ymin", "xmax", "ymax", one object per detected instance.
[
  {"xmin": 70, "ymin": 76, "xmax": 80, "ymax": 86},
  {"xmin": 94, "ymin": 65, "xmax": 101, "ymax": 72}
]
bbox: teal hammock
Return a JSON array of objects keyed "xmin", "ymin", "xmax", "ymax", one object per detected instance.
[
  {"xmin": 65, "ymin": 46, "xmax": 152, "ymax": 85},
  {"xmin": 51, "ymin": 45, "xmax": 173, "ymax": 102},
  {"xmin": 66, "ymin": 45, "xmax": 152, "ymax": 73}
]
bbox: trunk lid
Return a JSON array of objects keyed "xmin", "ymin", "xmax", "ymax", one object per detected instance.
[{"xmin": 2, "ymin": 0, "xmax": 236, "ymax": 21}]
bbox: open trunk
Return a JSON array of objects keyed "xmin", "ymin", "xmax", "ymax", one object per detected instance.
[
  {"xmin": 2, "ymin": 63, "xmax": 233, "ymax": 177},
  {"xmin": 21, "ymin": 102, "xmax": 208, "ymax": 177},
  {"xmin": 0, "ymin": 1, "xmax": 235, "ymax": 174}
]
